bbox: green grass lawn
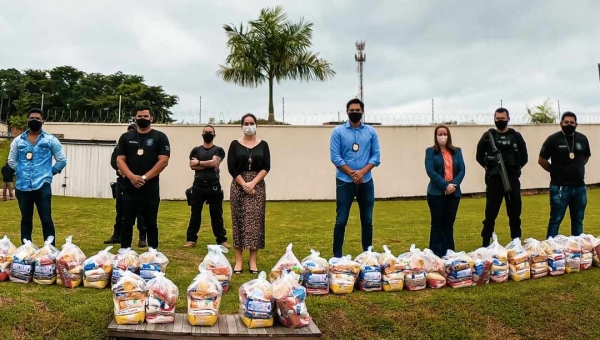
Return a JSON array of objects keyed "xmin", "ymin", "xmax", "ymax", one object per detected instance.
[{"xmin": 1, "ymin": 190, "xmax": 600, "ymax": 340}]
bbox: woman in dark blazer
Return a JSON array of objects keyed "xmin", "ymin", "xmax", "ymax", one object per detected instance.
[{"xmin": 424, "ymin": 125, "xmax": 466, "ymax": 257}]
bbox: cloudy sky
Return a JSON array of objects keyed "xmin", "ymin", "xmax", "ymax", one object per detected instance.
[{"xmin": 1, "ymin": 0, "xmax": 600, "ymax": 124}]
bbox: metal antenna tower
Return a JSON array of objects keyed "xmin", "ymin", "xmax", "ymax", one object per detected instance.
[{"xmin": 355, "ymin": 40, "xmax": 366, "ymax": 103}]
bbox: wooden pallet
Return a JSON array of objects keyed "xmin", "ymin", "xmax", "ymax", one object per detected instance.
[{"xmin": 107, "ymin": 313, "xmax": 322, "ymax": 340}]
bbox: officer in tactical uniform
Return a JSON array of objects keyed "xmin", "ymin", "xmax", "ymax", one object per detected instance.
[{"xmin": 476, "ymin": 108, "xmax": 528, "ymax": 247}]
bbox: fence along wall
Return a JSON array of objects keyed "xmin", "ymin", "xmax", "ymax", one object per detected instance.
[{"xmin": 41, "ymin": 123, "xmax": 600, "ymax": 201}]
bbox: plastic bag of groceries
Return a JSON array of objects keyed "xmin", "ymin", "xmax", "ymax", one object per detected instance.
[
  {"xmin": 10, "ymin": 239, "xmax": 38, "ymax": 284},
  {"xmin": 399, "ymin": 245, "xmax": 427, "ymax": 291},
  {"xmin": 200, "ymin": 244, "xmax": 232, "ymax": 293},
  {"xmin": 573, "ymin": 235, "xmax": 593, "ymax": 270},
  {"xmin": 422, "ymin": 248, "xmax": 446, "ymax": 289},
  {"xmin": 111, "ymin": 248, "xmax": 140, "ymax": 285},
  {"xmin": 187, "ymin": 265, "xmax": 223, "ymax": 326},
  {"xmin": 541, "ymin": 237, "xmax": 566, "ymax": 276},
  {"xmin": 0, "ymin": 235, "xmax": 17, "ymax": 281},
  {"xmin": 354, "ymin": 246, "xmax": 382, "ymax": 292},
  {"xmin": 273, "ymin": 271, "xmax": 311, "ymax": 329},
  {"xmin": 328, "ymin": 255, "xmax": 360, "ymax": 294},
  {"xmin": 579, "ymin": 233, "xmax": 600, "ymax": 267},
  {"xmin": 56, "ymin": 235, "xmax": 87, "ymax": 288},
  {"xmin": 83, "ymin": 246, "xmax": 115, "ymax": 289},
  {"xmin": 239, "ymin": 271, "xmax": 274, "ymax": 328},
  {"xmin": 112, "ymin": 270, "xmax": 148, "ymax": 325},
  {"xmin": 554, "ymin": 236, "xmax": 581, "ymax": 274},
  {"xmin": 443, "ymin": 250, "xmax": 473, "ymax": 288},
  {"xmin": 522, "ymin": 238, "xmax": 548, "ymax": 279},
  {"xmin": 486, "ymin": 233, "xmax": 509, "ymax": 283},
  {"xmin": 468, "ymin": 248, "xmax": 493, "ymax": 286},
  {"xmin": 378, "ymin": 245, "xmax": 405, "ymax": 292},
  {"xmin": 269, "ymin": 243, "xmax": 302, "ymax": 283},
  {"xmin": 505, "ymin": 238, "xmax": 531, "ymax": 282},
  {"xmin": 33, "ymin": 236, "xmax": 60, "ymax": 285},
  {"xmin": 139, "ymin": 247, "xmax": 169, "ymax": 281},
  {"xmin": 146, "ymin": 272, "xmax": 178, "ymax": 324},
  {"xmin": 300, "ymin": 249, "xmax": 329, "ymax": 295}
]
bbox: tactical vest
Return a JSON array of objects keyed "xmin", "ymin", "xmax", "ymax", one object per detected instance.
[{"xmin": 485, "ymin": 129, "xmax": 519, "ymax": 169}]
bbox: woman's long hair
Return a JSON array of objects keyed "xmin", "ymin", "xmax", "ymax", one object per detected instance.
[{"xmin": 433, "ymin": 125, "xmax": 456, "ymax": 154}]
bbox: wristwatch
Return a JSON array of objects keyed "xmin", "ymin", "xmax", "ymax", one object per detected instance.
[{"xmin": 141, "ymin": 175, "xmax": 147, "ymax": 181}]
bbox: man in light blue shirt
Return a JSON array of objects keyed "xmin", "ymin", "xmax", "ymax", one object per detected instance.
[
  {"xmin": 329, "ymin": 98, "xmax": 381, "ymax": 257},
  {"xmin": 8, "ymin": 108, "xmax": 67, "ymax": 246}
]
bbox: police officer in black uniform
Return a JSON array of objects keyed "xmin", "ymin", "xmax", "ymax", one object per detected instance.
[
  {"xmin": 476, "ymin": 108, "xmax": 528, "ymax": 247},
  {"xmin": 183, "ymin": 125, "xmax": 230, "ymax": 248},
  {"xmin": 104, "ymin": 123, "xmax": 147, "ymax": 247}
]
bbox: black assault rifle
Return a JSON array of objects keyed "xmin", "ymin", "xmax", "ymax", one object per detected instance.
[{"xmin": 487, "ymin": 130, "xmax": 512, "ymax": 194}]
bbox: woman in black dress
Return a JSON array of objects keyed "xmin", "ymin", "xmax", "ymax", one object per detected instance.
[{"xmin": 227, "ymin": 113, "xmax": 271, "ymax": 274}]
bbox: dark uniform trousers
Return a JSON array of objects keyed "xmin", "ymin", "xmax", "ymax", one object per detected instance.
[
  {"xmin": 481, "ymin": 173, "xmax": 522, "ymax": 246},
  {"xmin": 121, "ymin": 186, "xmax": 159, "ymax": 249}
]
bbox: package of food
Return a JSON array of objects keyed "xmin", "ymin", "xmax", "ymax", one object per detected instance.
[
  {"xmin": 505, "ymin": 238, "xmax": 531, "ymax": 282},
  {"xmin": 486, "ymin": 233, "xmax": 509, "ymax": 283},
  {"xmin": 139, "ymin": 247, "xmax": 169, "ymax": 281},
  {"xmin": 541, "ymin": 237, "xmax": 566, "ymax": 276},
  {"xmin": 111, "ymin": 248, "xmax": 141, "ymax": 285},
  {"xmin": 187, "ymin": 266, "xmax": 223, "ymax": 326},
  {"xmin": 239, "ymin": 271, "xmax": 274, "ymax": 328},
  {"xmin": 9, "ymin": 239, "xmax": 38, "ymax": 284},
  {"xmin": 378, "ymin": 245, "xmax": 405, "ymax": 292},
  {"xmin": 468, "ymin": 248, "xmax": 493, "ymax": 286},
  {"xmin": 443, "ymin": 250, "xmax": 473, "ymax": 288},
  {"xmin": 328, "ymin": 255, "xmax": 360, "ymax": 294},
  {"xmin": 554, "ymin": 236, "xmax": 581, "ymax": 274},
  {"xmin": 33, "ymin": 236, "xmax": 60, "ymax": 285},
  {"xmin": 83, "ymin": 246, "xmax": 116, "ymax": 289},
  {"xmin": 300, "ymin": 249, "xmax": 329, "ymax": 295},
  {"xmin": 522, "ymin": 238, "xmax": 548, "ymax": 279},
  {"xmin": 269, "ymin": 243, "xmax": 302, "ymax": 283},
  {"xmin": 353, "ymin": 246, "xmax": 382, "ymax": 292},
  {"xmin": 112, "ymin": 270, "xmax": 148, "ymax": 325},
  {"xmin": 146, "ymin": 272, "xmax": 178, "ymax": 324},
  {"xmin": 399, "ymin": 245, "xmax": 427, "ymax": 291},
  {"xmin": 422, "ymin": 248, "xmax": 446, "ymax": 289},
  {"xmin": 56, "ymin": 235, "xmax": 87, "ymax": 288},
  {"xmin": 573, "ymin": 236, "xmax": 593, "ymax": 270},
  {"xmin": 579, "ymin": 233, "xmax": 600, "ymax": 267},
  {"xmin": 0, "ymin": 235, "xmax": 17, "ymax": 281},
  {"xmin": 273, "ymin": 272, "xmax": 310, "ymax": 329},
  {"xmin": 200, "ymin": 244, "xmax": 232, "ymax": 293}
]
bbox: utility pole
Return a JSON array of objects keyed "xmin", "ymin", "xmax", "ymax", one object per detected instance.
[
  {"xmin": 41, "ymin": 93, "xmax": 44, "ymax": 110},
  {"xmin": 199, "ymin": 96, "xmax": 202, "ymax": 124},
  {"xmin": 355, "ymin": 40, "xmax": 366, "ymax": 121},
  {"xmin": 431, "ymin": 98, "xmax": 435, "ymax": 124},
  {"xmin": 282, "ymin": 97, "xmax": 285, "ymax": 124},
  {"xmin": 118, "ymin": 95, "xmax": 122, "ymax": 123}
]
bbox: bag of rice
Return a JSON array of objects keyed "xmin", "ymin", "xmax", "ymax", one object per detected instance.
[
  {"xmin": 146, "ymin": 272, "xmax": 178, "ymax": 324},
  {"xmin": 187, "ymin": 265, "xmax": 223, "ymax": 326},
  {"xmin": 354, "ymin": 246, "xmax": 382, "ymax": 292},
  {"xmin": 9, "ymin": 239, "xmax": 38, "ymax": 284},
  {"xmin": 486, "ymin": 233, "xmax": 508, "ymax": 283},
  {"xmin": 300, "ymin": 249, "xmax": 329, "ymax": 295},
  {"xmin": 83, "ymin": 246, "xmax": 115, "ymax": 289},
  {"xmin": 56, "ymin": 235, "xmax": 86, "ymax": 288},
  {"xmin": 33, "ymin": 236, "xmax": 59, "ymax": 285},
  {"xmin": 239, "ymin": 271, "xmax": 274, "ymax": 328},
  {"xmin": 378, "ymin": 245, "xmax": 405, "ymax": 292},
  {"xmin": 112, "ymin": 270, "xmax": 147, "ymax": 325}
]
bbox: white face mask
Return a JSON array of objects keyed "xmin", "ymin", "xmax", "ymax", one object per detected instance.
[
  {"xmin": 437, "ymin": 135, "xmax": 448, "ymax": 145},
  {"xmin": 243, "ymin": 125, "xmax": 256, "ymax": 135}
]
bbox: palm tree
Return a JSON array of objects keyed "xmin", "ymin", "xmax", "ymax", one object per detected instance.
[
  {"xmin": 217, "ymin": 6, "xmax": 335, "ymax": 123},
  {"xmin": 527, "ymin": 98, "xmax": 556, "ymax": 124}
]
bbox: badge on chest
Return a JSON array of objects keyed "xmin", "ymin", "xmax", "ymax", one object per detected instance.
[
  {"xmin": 26, "ymin": 151, "xmax": 33, "ymax": 160},
  {"xmin": 352, "ymin": 143, "xmax": 360, "ymax": 152}
]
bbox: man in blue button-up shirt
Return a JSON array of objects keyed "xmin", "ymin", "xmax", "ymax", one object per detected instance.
[
  {"xmin": 329, "ymin": 98, "xmax": 381, "ymax": 257},
  {"xmin": 8, "ymin": 108, "xmax": 67, "ymax": 246}
]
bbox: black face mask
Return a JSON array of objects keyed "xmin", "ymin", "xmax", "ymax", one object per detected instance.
[
  {"xmin": 348, "ymin": 112, "xmax": 362, "ymax": 123},
  {"xmin": 28, "ymin": 119, "xmax": 43, "ymax": 132},
  {"xmin": 561, "ymin": 124, "xmax": 576, "ymax": 135},
  {"xmin": 135, "ymin": 118, "xmax": 151, "ymax": 129},
  {"xmin": 494, "ymin": 120, "xmax": 508, "ymax": 130},
  {"xmin": 202, "ymin": 133, "xmax": 215, "ymax": 143}
]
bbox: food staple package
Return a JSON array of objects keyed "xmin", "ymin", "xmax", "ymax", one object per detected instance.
[
  {"xmin": 111, "ymin": 248, "xmax": 141, "ymax": 285},
  {"xmin": 522, "ymin": 238, "xmax": 548, "ymax": 279},
  {"xmin": 239, "ymin": 271, "xmax": 274, "ymax": 328},
  {"xmin": 112, "ymin": 270, "xmax": 148, "ymax": 325},
  {"xmin": 328, "ymin": 255, "xmax": 360, "ymax": 294},
  {"xmin": 573, "ymin": 236, "xmax": 593, "ymax": 270},
  {"xmin": 554, "ymin": 236, "xmax": 581, "ymax": 274},
  {"xmin": 139, "ymin": 247, "xmax": 169, "ymax": 281},
  {"xmin": 10, "ymin": 239, "xmax": 38, "ymax": 284},
  {"xmin": 378, "ymin": 245, "xmax": 405, "ymax": 292},
  {"xmin": 187, "ymin": 266, "xmax": 223, "ymax": 326},
  {"xmin": 505, "ymin": 238, "xmax": 531, "ymax": 282},
  {"xmin": 0, "ymin": 235, "xmax": 18, "ymax": 281},
  {"xmin": 269, "ymin": 243, "xmax": 302, "ymax": 283},
  {"xmin": 300, "ymin": 249, "xmax": 329, "ymax": 295},
  {"xmin": 200, "ymin": 244, "xmax": 232, "ymax": 293},
  {"xmin": 486, "ymin": 233, "xmax": 509, "ymax": 283},
  {"xmin": 541, "ymin": 237, "xmax": 566, "ymax": 276},
  {"xmin": 467, "ymin": 248, "xmax": 493, "ymax": 286},
  {"xmin": 443, "ymin": 250, "xmax": 473, "ymax": 288},
  {"xmin": 354, "ymin": 246, "xmax": 382, "ymax": 292},
  {"xmin": 399, "ymin": 245, "xmax": 427, "ymax": 291},
  {"xmin": 579, "ymin": 233, "xmax": 600, "ymax": 267},
  {"xmin": 33, "ymin": 236, "xmax": 60, "ymax": 285},
  {"xmin": 56, "ymin": 235, "xmax": 87, "ymax": 288},
  {"xmin": 422, "ymin": 248, "xmax": 446, "ymax": 289},
  {"xmin": 146, "ymin": 272, "xmax": 178, "ymax": 324},
  {"xmin": 83, "ymin": 246, "xmax": 116, "ymax": 289},
  {"xmin": 273, "ymin": 272, "xmax": 311, "ymax": 329}
]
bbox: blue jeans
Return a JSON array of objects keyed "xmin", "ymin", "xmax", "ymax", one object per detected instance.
[
  {"xmin": 333, "ymin": 178, "xmax": 374, "ymax": 258},
  {"xmin": 546, "ymin": 185, "xmax": 587, "ymax": 238},
  {"xmin": 15, "ymin": 183, "xmax": 56, "ymax": 246}
]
